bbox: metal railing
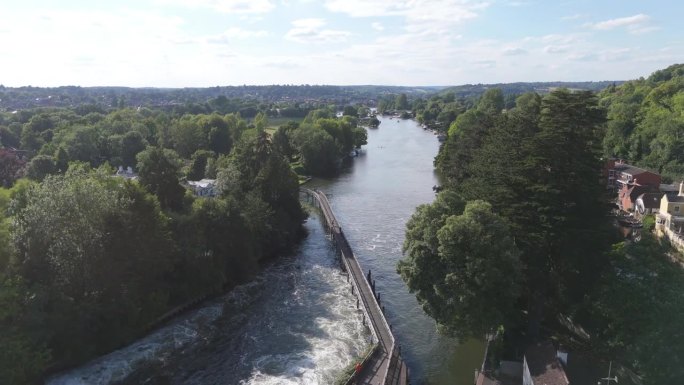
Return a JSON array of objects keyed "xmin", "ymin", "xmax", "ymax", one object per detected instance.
[{"xmin": 302, "ymin": 188, "xmax": 402, "ymax": 385}]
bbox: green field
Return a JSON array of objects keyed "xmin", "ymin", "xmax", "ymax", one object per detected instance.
[{"xmin": 267, "ymin": 116, "xmax": 305, "ymax": 129}]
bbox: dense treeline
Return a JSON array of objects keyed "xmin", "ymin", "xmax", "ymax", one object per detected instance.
[
  {"xmin": 401, "ymin": 87, "xmax": 613, "ymax": 337},
  {"xmin": 376, "ymin": 81, "xmax": 616, "ymax": 134},
  {"xmin": 280, "ymin": 110, "xmax": 367, "ymax": 176},
  {"xmin": 399, "ymin": 66, "xmax": 684, "ymax": 384},
  {"xmin": 0, "ymin": 104, "xmax": 328, "ymax": 383},
  {"xmin": 600, "ymin": 63, "xmax": 684, "ymax": 181},
  {"xmin": 439, "ymin": 80, "xmax": 620, "ymax": 99},
  {"xmin": 0, "ymin": 85, "xmax": 439, "ymax": 111}
]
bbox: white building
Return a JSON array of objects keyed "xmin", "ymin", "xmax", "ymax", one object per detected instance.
[{"xmin": 187, "ymin": 179, "xmax": 217, "ymax": 197}]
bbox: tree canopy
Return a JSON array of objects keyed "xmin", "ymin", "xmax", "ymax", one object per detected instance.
[{"xmin": 399, "ymin": 197, "xmax": 523, "ymax": 338}]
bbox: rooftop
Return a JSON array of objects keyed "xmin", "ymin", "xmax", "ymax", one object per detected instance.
[
  {"xmin": 638, "ymin": 193, "xmax": 663, "ymax": 209},
  {"xmin": 188, "ymin": 179, "xmax": 216, "ymax": 189},
  {"xmin": 613, "ymin": 162, "xmax": 657, "ymax": 177},
  {"xmin": 525, "ymin": 341, "xmax": 569, "ymax": 385},
  {"xmin": 665, "ymin": 195, "xmax": 684, "ymax": 203}
]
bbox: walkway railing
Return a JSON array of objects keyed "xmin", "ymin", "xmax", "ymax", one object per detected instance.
[{"xmin": 301, "ymin": 188, "xmax": 407, "ymax": 385}]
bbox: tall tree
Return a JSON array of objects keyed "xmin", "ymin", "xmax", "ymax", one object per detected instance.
[
  {"xmin": 136, "ymin": 147, "xmax": 185, "ymax": 210},
  {"xmin": 395, "ymin": 93, "xmax": 409, "ymax": 110},
  {"xmin": 399, "ymin": 196, "xmax": 523, "ymax": 338},
  {"xmin": 0, "ymin": 149, "xmax": 25, "ymax": 187}
]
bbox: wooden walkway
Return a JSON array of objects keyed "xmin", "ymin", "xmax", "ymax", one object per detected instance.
[{"xmin": 302, "ymin": 189, "xmax": 408, "ymax": 385}]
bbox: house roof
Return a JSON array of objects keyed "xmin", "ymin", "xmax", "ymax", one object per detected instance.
[
  {"xmin": 637, "ymin": 193, "xmax": 663, "ymax": 209},
  {"xmin": 660, "ymin": 184, "xmax": 679, "ymax": 193},
  {"xmin": 666, "ymin": 195, "xmax": 684, "ymax": 203},
  {"xmin": 525, "ymin": 341, "xmax": 569, "ymax": 385},
  {"xmin": 613, "ymin": 163, "xmax": 654, "ymax": 176},
  {"xmin": 188, "ymin": 179, "xmax": 216, "ymax": 189}
]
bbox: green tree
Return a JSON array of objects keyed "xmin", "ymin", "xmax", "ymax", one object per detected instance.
[
  {"xmin": 11, "ymin": 168, "xmax": 176, "ymax": 364},
  {"xmin": 272, "ymin": 124, "xmax": 296, "ymax": 160},
  {"xmin": 58, "ymin": 125, "xmax": 101, "ymax": 165},
  {"xmin": 136, "ymin": 147, "xmax": 185, "ymax": 210},
  {"xmin": 0, "ymin": 276, "xmax": 51, "ymax": 385},
  {"xmin": 436, "ymin": 109, "xmax": 495, "ymax": 188},
  {"xmin": 399, "ymin": 197, "xmax": 522, "ymax": 337},
  {"xmin": 120, "ymin": 130, "xmax": 148, "ymax": 168},
  {"xmin": 187, "ymin": 149, "xmax": 213, "ymax": 180},
  {"xmin": 477, "ymin": 88, "xmax": 504, "ymax": 114},
  {"xmin": 585, "ymin": 237, "xmax": 684, "ymax": 384},
  {"xmin": 170, "ymin": 115, "xmax": 206, "ymax": 158},
  {"xmin": 293, "ymin": 127, "xmax": 340, "ymax": 176},
  {"xmin": 395, "ymin": 93, "xmax": 409, "ymax": 110},
  {"xmin": 343, "ymin": 105, "xmax": 358, "ymax": 117},
  {"xmin": 204, "ymin": 114, "xmax": 232, "ymax": 154},
  {"xmin": 0, "ymin": 149, "xmax": 25, "ymax": 187},
  {"xmin": 26, "ymin": 155, "xmax": 56, "ymax": 181}
]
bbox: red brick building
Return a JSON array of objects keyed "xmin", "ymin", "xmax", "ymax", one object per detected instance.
[{"xmin": 604, "ymin": 159, "xmax": 661, "ymax": 191}]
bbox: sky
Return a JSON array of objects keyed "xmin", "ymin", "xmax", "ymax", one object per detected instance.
[{"xmin": 0, "ymin": 0, "xmax": 682, "ymax": 87}]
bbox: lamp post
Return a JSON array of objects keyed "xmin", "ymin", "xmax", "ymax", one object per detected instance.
[{"xmin": 599, "ymin": 361, "xmax": 618, "ymax": 385}]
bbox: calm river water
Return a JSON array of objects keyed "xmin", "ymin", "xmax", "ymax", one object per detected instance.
[{"xmin": 48, "ymin": 116, "xmax": 483, "ymax": 385}]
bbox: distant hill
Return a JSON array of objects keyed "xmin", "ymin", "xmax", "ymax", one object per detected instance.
[
  {"xmin": 0, "ymin": 82, "xmax": 618, "ymax": 111},
  {"xmin": 0, "ymin": 85, "xmax": 442, "ymax": 111},
  {"xmin": 438, "ymin": 81, "xmax": 623, "ymax": 98}
]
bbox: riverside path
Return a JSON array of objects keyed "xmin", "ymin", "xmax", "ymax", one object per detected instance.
[{"xmin": 302, "ymin": 188, "xmax": 409, "ymax": 385}]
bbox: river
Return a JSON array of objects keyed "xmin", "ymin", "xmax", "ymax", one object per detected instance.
[{"xmin": 47, "ymin": 116, "xmax": 483, "ymax": 385}]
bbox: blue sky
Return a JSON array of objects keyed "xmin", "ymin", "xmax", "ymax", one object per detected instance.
[{"xmin": 0, "ymin": 0, "xmax": 682, "ymax": 87}]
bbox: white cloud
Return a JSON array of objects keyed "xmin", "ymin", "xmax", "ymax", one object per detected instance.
[
  {"xmin": 561, "ymin": 13, "xmax": 586, "ymax": 21},
  {"xmin": 586, "ymin": 14, "xmax": 660, "ymax": 35},
  {"xmin": 593, "ymin": 14, "xmax": 649, "ymax": 29},
  {"xmin": 291, "ymin": 18, "xmax": 326, "ymax": 29},
  {"xmin": 543, "ymin": 45, "xmax": 567, "ymax": 54},
  {"xmin": 0, "ymin": 8, "xmax": 200, "ymax": 86},
  {"xmin": 325, "ymin": 0, "xmax": 488, "ymax": 35},
  {"xmin": 157, "ymin": 0, "xmax": 275, "ymax": 14},
  {"xmin": 506, "ymin": 1, "xmax": 531, "ymax": 6},
  {"xmin": 371, "ymin": 22, "xmax": 384, "ymax": 31},
  {"xmin": 206, "ymin": 27, "xmax": 268, "ymax": 44},
  {"xmin": 503, "ymin": 47, "xmax": 527, "ymax": 56},
  {"xmin": 285, "ymin": 18, "xmax": 351, "ymax": 43},
  {"xmin": 590, "ymin": 14, "xmax": 649, "ymax": 30},
  {"xmin": 630, "ymin": 26, "xmax": 660, "ymax": 35}
]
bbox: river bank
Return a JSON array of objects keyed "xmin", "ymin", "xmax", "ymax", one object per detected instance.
[{"xmin": 49, "ymin": 116, "xmax": 484, "ymax": 385}]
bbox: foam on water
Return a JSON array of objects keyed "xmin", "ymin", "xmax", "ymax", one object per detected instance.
[{"xmin": 48, "ymin": 216, "xmax": 370, "ymax": 385}]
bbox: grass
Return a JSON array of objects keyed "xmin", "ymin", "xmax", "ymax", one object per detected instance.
[
  {"xmin": 267, "ymin": 116, "xmax": 305, "ymax": 129},
  {"xmin": 333, "ymin": 343, "xmax": 378, "ymax": 385}
]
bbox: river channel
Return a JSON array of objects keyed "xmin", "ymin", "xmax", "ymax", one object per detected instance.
[{"xmin": 48, "ymin": 116, "xmax": 483, "ymax": 385}]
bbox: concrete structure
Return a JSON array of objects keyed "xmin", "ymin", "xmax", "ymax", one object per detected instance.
[{"xmin": 302, "ymin": 188, "xmax": 407, "ymax": 385}]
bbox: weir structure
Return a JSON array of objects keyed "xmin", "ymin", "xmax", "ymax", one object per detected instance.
[{"xmin": 301, "ymin": 188, "xmax": 409, "ymax": 385}]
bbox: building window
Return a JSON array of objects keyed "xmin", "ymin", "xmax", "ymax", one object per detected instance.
[{"xmin": 676, "ymin": 206, "xmax": 680, "ymax": 213}]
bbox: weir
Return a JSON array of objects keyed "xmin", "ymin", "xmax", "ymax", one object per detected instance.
[{"xmin": 302, "ymin": 188, "xmax": 409, "ymax": 385}]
